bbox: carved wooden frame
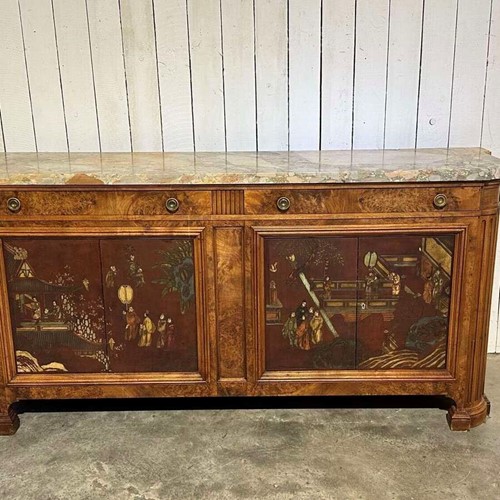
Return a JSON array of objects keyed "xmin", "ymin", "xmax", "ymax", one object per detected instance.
[
  {"xmin": 0, "ymin": 226, "xmax": 212, "ymax": 389},
  {"xmin": 250, "ymin": 223, "xmax": 468, "ymax": 394}
]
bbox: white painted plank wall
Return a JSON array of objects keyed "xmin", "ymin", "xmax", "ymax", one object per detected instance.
[
  {"xmin": 483, "ymin": 0, "xmax": 500, "ymax": 158},
  {"xmin": 187, "ymin": 0, "xmax": 225, "ymax": 151},
  {"xmin": 0, "ymin": 0, "xmax": 36, "ymax": 151},
  {"xmin": 255, "ymin": 0, "xmax": 288, "ymax": 151},
  {"xmin": 221, "ymin": 0, "xmax": 256, "ymax": 151},
  {"xmin": 289, "ymin": 0, "xmax": 321, "ymax": 150},
  {"xmin": 353, "ymin": 0, "xmax": 390, "ymax": 149},
  {"xmin": 52, "ymin": 0, "xmax": 100, "ymax": 152},
  {"xmin": 449, "ymin": 0, "xmax": 492, "ymax": 148},
  {"xmin": 416, "ymin": 0, "xmax": 458, "ymax": 148},
  {"xmin": 320, "ymin": 0, "xmax": 355, "ymax": 150},
  {"xmin": 120, "ymin": 0, "xmax": 163, "ymax": 152},
  {"xmin": 153, "ymin": 0, "xmax": 194, "ymax": 152},
  {"xmin": 384, "ymin": 0, "xmax": 423, "ymax": 149},
  {"xmin": 2, "ymin": 0, "xmax": 499, "ymax": 155},
  {"xmin": 86, "ymin": 0, "xmax": 131, "ymax": 152},
  {"xmin": 0, "ymin": 112, "xmax": 4, "ymax": 152},
  {"xmin": 484, "ymin": 0, "xmax": 500, "ymax": 352},
  {"xmin": 18, "ymin": 0, "xmax": 68, "ymax": 152}
]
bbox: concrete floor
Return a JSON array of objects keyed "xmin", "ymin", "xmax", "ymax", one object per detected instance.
[{"xmin": 1, "ymin": 356, "xmax": 499, "ymax": 500}]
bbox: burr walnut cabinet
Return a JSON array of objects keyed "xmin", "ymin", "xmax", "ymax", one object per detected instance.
[{"xmin": 0, "ymin": 148, "xmax": 499, "ymax": 434}]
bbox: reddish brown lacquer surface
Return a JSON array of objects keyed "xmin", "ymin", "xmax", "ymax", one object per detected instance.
[
  {"xmin": 0, "ymin": 181, "xmax": 498, "ymax": 434},
  {"xmin": 263, "ymin": 234, "xmax": 454, "ymax": 372},
  {"xmin": 3, "ymin": 237, "xmax": 199, "ymax": 375}
]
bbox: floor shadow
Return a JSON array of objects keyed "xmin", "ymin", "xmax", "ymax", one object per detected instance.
[{"xmin": 14, "ymin": 394, "xmax": 455, "ymax": 415}]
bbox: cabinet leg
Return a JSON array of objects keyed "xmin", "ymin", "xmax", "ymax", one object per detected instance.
[
  {"xmin": 446, "ymin": 395, "xmax": 490, "ymax": 431},
  {"xmin": 0, "ymin": 404, "xmax": 20, "ymax": 436}
]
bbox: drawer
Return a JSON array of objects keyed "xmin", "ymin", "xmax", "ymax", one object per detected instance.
[
  {"xmin": 0, "ymin": 190, "xmax": 212, "ymax": 217},
  {"xmin": 244, "ymin": 186, "xmax": 481, "ymax": 215}
]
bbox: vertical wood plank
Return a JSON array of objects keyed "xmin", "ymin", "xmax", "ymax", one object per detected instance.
[
  {"xmin": 416, "ymin": 0, "xmax": 458, "ymax": 148},
  {"xmin": 120, "ymin": 0, "xmax": 162, "ymax": 152},
  {"xmin": 288, "ymin": 0, "xmax": 321, "ymax": 150},
  {"xmin": 19, "ymin": 0, "xmax": 68, "ymax": 152},
  {"xmin": 187, "ymin": 0, "xmax": 225, "ymax": 152},
  {"xmin": 52, "ymin": 0, "xmax": 100, "ymax": 152},
  {"xmin": 221, "ymin": 0, "xmax": 256, "ymax": 151},
  {"xmin": 484, "ymin": 0, "xmax": 500, "ymax": 352},
  {"xmin": 384, "ymin": 0, "xmax": 423, "ymax": 149},
  {"xmin": 321, "ymin": 0, "xmax": 355, "ymax": 150},
  {"xmin": 353, "ymin": 0, "xmax": 390, "ymax": 149},
  {"xmin": 449, "ymin": 0, "xmax": 492, "ymax": 148},
  {"xmin": 86, "ymin": 0, "xmax": 131, "ymax": 152},
  {"xmin": 153, "ymin": 0, "xmax": 194, "ymax": 152},
  {"xmin": 0, "ymin": 111, "xmax": 4, "ymax": 153},
  {"xmin": 488, "ymin": 234, "xmax": 500, "ymax": 353},
  {"xmin": 482, "ymin": 0, "xmax": 500, "ymax": 157},
  {"xmin": 0, "ymin": 0, "xmax": 36, "ymax": 152},
  {"xmin": 255, "ymin": 0, "xmax": 288, "ymax": 151}
]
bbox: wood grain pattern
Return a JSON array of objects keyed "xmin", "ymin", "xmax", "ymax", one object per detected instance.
[
  {"xmin": 0, "ymin": 404, "xmax": 19, "ymax": 436},
  {"xmin": 0, "ymin": 180, "xmax": 497, "ymax": 433},
  {"xmin": 0, "ymin": 190, "xmax": 213, "ymax": 217},
  {"xmin": 244, "ymin": 186, "xmax": 482, "ymax": 215},
  {"xmin": 214, "ymin": 227, "xmax": 246, "ymax": 381},
  {"xmin": 212, "ymin": 190, "xmax": 244, "ymax": 215},
  {"xmin": 0, "ymin": 238, "xmax": 20, "ymax": 435}
]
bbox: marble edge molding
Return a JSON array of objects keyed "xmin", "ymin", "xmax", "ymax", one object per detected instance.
[{"xmin": 0, "ymin": 148, "xmax": 500, "ymax": 185}]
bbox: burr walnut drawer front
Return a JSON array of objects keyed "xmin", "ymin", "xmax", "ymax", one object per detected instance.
[
  {"xmin": 0, "ymin": 190, "xmax": 213, "ymax": 217},
  {"xmin": 244, "ymin": 186, "xmax": 481, "ymax": 215}
]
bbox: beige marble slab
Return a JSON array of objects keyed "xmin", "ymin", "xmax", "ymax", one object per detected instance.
[{"xmin": 0, "ymin": 148, "xmax": 499, "ymax": 185}]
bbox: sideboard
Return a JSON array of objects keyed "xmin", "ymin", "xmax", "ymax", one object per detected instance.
[{"xmin": 1, "ymin": 148, "xmax": 499, "ymax": 434}]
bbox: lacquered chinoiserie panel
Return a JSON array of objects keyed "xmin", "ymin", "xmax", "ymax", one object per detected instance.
[
  {"xmin": 100, "ymin": 238, "xmax": 198, "ymax": 373},
  {"xmin": 4, "ymin": 239, "xmax": 106, "ymax": 373},
  {"xmin": 3, "ymin": 237, "xmax": 199, "ymax": 374},
  {"xmin": 356, "ymin": 235, "xmax": 454, "ymax": 370},
  {"xmin": 262, "ymin": 233, "xmax": 455, "ymax": 373},
  {"xmin": 264, "ymin": 237, "xmax": 358, "ymax": 371}
]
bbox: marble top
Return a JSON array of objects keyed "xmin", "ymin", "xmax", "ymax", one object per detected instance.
[{"xmin": 0, "ymin": 148, "xmax": 499, "ymax": 185}]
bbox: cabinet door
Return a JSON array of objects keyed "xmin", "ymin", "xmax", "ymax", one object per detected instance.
[
  {"xmin": 357, "ymin": 234, "xmax": 455, "ymax": 370},
  {"xmin": 100, "ymin": 238, "xmax": 198, "ymax": 373},
  {"xmin": 262, "ymin": 236, "xmax": 358, "ymax": 372},
  {"xmin": 257, "ymin": 229, "xmax": 457, "ymax": 379},
  {"xmin": 3, "ymin": 236, "xmax": 201, "ymax": 375},
  {"xmin": 4, "ymin": 238, "xmax": 107, "ymax": 373}
]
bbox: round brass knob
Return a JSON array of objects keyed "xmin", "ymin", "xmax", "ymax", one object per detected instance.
[
  {"xmin": 165, "ymin": 197, "xmax": 180, "ymax": 213},
  {"xmin": 433, "ymin": 194, "xmax": 447, "ymax": 209},
  {"xmin": 276, "ymin": 196, "xmax": 291, "ymax": 212},
  {"xmin": 7, "ymin": 197, "xmax": 21, "ymax": 213}
]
